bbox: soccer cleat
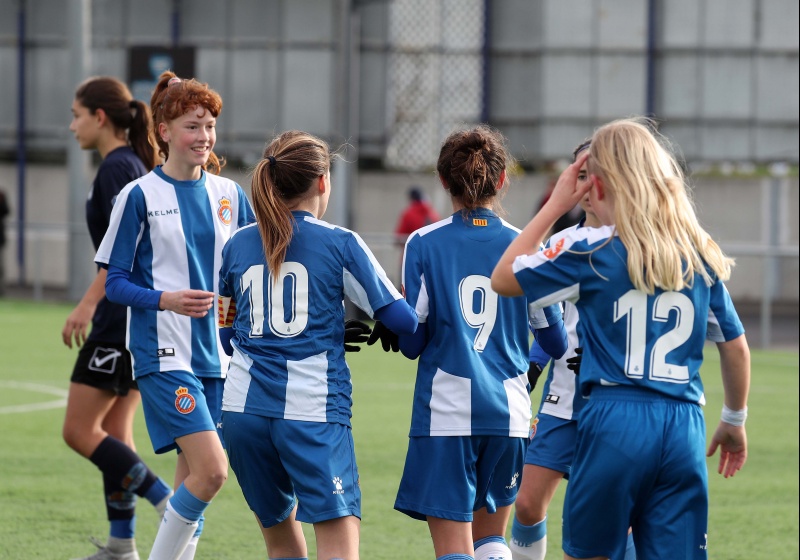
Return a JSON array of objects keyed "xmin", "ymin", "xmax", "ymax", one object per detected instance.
[{"xmin": 71, "ymin": 536, "xmax": 140, "ymax": 560}]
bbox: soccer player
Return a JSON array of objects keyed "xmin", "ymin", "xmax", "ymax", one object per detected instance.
[
  {"xmin": 492, "ymin": 117, "xmax": 750, "ymax": 560},
  {"xmin": 217, "ymin": 130, "xmax": 417, "ymax": 560},
  {"xmin": 95, "ymin": 72, "xmax": 255, "ymax": 560},
  {"xmin": 509, "ymin": 139, "xmax": 636, "ymax": 560},
  {"xmin": 390, "ymin": 125, "xmax": 567, "ymax": 560},
  {"xmin": 62, "ymin": 76, "xmax": 172, "ymax": 560}
]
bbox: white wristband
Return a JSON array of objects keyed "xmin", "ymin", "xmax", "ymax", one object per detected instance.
[{"xmin": 721, "ymin": 404, "xmax": 747, "ymax": 426}]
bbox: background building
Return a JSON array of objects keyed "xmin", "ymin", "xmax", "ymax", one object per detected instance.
[{"xmin": 0, "ymin": 0, "xmax": 797, "ymax": 345}]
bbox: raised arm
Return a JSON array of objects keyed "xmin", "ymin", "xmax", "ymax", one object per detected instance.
[{"xmin": 491, "ymin": 152, "xmax": 590, "ymax": 296}]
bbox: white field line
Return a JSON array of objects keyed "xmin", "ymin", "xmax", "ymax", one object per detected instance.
[{"xmin": 0, "ymin": 381, "xmax": 68, "ymax": 414}]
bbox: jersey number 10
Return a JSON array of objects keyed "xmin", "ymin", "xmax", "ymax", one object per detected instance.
[{"xmin": 241, "ymin": 263, "xmax": 310, "ymax": 338}]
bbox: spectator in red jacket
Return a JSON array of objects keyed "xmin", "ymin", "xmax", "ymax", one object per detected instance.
[{"xmin": 395, "ymin": 186, "xmax": 440, "ymax": 245}]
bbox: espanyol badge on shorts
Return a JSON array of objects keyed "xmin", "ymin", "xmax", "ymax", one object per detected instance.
[
  {"xmin": 529, "ymin": 416, "xmax": 539, "ymax": 440},
  {"xmin": 217, "ymin": 196, "xmax": 232, "ymax": 225},
  {"xmin": 174, "ymin": 386, "xmax": 196, "ymax": 414}
]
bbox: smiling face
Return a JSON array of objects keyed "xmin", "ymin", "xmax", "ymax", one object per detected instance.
[
  {"xmin": 69, "ymin": 99, "xmax": 100, "ymax": 150},
  {"xmin": 159, "ymin": 105, "xmax": 216, "ymax": 180}
]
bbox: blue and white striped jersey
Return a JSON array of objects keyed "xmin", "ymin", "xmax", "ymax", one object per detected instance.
[
  {"xmin": 218, "ymin": 211, "xmax": 403, "ymax": 427},
  {"xmin": 95, "ymin": 166, "xmax": 255, "ymax": 379},
  {"xmin": 538, "ymin": 299, "xmax": 585, "ymax": 420},
  {"xmin": 513, "ymin": 225, "xmax": 745, "ymax": 405},
  {"xmin": 403, "ymin": 208, "xmax": 562, "ymax": 438}
]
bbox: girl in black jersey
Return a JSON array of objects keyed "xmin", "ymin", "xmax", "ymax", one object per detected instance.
[{"xmin": 63, "ymin": 76, "xmax": 172, "ymax": 560}]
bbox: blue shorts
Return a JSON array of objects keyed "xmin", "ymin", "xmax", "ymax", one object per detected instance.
[
  {"xmin": 222, "ymin": 412, "xmax": 361, "ymax": 527},
  {"xmin": 563, "ymin": 386, "xmax": 708, "ymax": 560},
  {"xmin": 394, "ymin": 435, "xmax": 526, "ymax": 522},
  {"xmin": 524, "ymin": 413, "xmax": 577, "ymax": 478},
  {"xmin": 137, "ymin": 371, "xmax": 224, "ymax": 454}
]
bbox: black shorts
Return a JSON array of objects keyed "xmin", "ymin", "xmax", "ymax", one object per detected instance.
[{"xmin": 70, "ymin": 341, "xmax": 137, "ymax": 396}]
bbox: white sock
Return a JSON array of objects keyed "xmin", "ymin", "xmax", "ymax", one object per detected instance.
[
  {"xmin": 475, "ymin": 538, "xmax": 512, "ymax": 560},
  {"xmin": 177, "ymin": 537, "xmax": 199, "ymax": 560},
  {"xmin": 155, "ymin": 490, "xmax": 174, "ymax": 519},
  {"xmin": 148, "ymin": 503, "xmax": 198, "ymax": 560},
  {"xmin": 509, "ymin": 536, "xmax": 546, "ymax": 560},
  {"xmin": 510, "ymin": 516, "xmax": 547, "ymax": 560}
]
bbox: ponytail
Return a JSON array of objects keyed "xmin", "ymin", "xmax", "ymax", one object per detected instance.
[
  {"xmin": 127, "ymin": 99, "xmax": 158, "ymax": 170},
  {"xmin": 250, "ymin": 131, "xmax": 332, "ymax": 280}
]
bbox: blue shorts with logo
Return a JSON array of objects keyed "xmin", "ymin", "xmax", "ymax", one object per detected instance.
[
  {"xmin": 222, "ymin": 412, "xmax": 361, "ymax": 527},
  {"xmin": 395, "ymin": 435, "xmax": 526, "ymax": 522},
  {"xmin": 563, "ymin": 386, "xmax": 708, "ymax": 560},
  {"xmin": 524, "ymin": 413, "xmax": 577, "ymax": 478},
  {"xmin": 136, "ymin": 371, "xmax": 223, "ymax": 454}
]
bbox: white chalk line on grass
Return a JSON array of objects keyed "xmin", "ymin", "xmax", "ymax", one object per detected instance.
[{"xmin": 0, "ymin": 380, "xmax": 68, "ymax": 414}]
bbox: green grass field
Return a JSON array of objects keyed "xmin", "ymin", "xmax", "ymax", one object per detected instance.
[{"xmin": 0, "ymin": 298, "xmax": 797, "ymax": 559}]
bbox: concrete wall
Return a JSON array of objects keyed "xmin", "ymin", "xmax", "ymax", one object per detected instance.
[
  {"xmin": 1, "ymin": 0, "xmax": 797, "ymax": 167},
  {"xmin": 1, "ymin": 162, "xmax": 797, "ymax": 306}
]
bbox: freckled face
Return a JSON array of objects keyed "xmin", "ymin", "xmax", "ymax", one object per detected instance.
[
  {"xmin": 160, "ymin": 105, "xmax": 216, "ymax": 171},
  {"xmin": 69, "ymin": 99, "xmax": 99, "ymax": 150}
]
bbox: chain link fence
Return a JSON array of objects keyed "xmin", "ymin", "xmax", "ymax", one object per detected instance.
[{"xmin": 386, "ymin": 0, "xmax": 485, "ymax": 170}]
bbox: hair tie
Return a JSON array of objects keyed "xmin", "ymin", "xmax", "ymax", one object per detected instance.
[
  {"xmin": 267, "ymin": 156, "xmax": 277, "ymax": 166},
  {"xmin": 168, "ymin": 76, "xmax": 182, "ymax": 86}
]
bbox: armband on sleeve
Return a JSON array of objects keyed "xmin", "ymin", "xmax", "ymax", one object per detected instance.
[{"xmin": 218, "ymin": 296, "xmax": 236, "ymax": 328}]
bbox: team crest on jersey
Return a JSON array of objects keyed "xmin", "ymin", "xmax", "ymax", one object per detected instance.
[
  {"xmin": 472, "ymin": 218, "xmax": 488, "ymax": 226},
  {"xmin": 174, "ymin": 386, "xmax": 196, "ymax": 414},
  {"xmin": 217, "ymin": 197, "xmax": 233, "ymax": 225},
  {"xmin": 543, "ymin": 238, "xmax": 565, "ymax": 259},
  {"xmin": 529, "ymin": 417, "xmax": 539, "ymax": 440}
]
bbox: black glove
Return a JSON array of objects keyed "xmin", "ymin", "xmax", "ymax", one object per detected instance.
[
  {"xmin": 566, "ymin": 347, "xmax": 582, "ymax": 375},
  {"xmin": 527, "ymin": 361, "xmax": 544, "ymax": 393},
  {"xmin": 367, "ymin": 320, "xmax": 399, "ymax": 352},
  {"xmin": 344, "ymin": 320, "xmax": 372, "ymax": 352}
]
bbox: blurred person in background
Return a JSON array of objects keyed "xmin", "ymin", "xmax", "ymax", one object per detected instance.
[
  {"xmin": 385, "ymin": 125, "xmax": 567, "ymax": 560},
  {"xmin": 218, "ymin": 130, "xmax": 417, "ymax": 560},
  {"xmin": 62, "ymin": 76, "xmax": 173, "ymax": 560},
  {"xmin": 394, "ymin": 185, "xmax": 440, "ymax": 244},
  {"xmin": 0, "ymin": 187, "xmax": 8, "ymax": 297},
  {"xmin": 95, "ymin": 71, "xmax": 255, "ymax": 560}
]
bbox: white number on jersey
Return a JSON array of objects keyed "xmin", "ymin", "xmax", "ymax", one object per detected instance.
[
  {"xmin": 613, "ymin": 289, "xmax": 694, "ymax": 383},
  {"xmin": 458, "ymin": 275, "xmax": 498, "ymax": 352},
  {"xmin": 240, "ymin": 262, "xmax": 310, "ymax": 338}
]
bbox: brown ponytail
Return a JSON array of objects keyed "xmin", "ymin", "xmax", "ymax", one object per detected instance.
[
  {"xmin": 436, "ymin": 125, "xmax": 511, "ymax": 214},
  {"xmin": 250, "ymin": 131, "xmax": 332, "ymax": 279}
]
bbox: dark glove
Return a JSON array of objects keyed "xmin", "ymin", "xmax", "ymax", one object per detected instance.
[
  {"xmin": 367, "ymin": 320, "xmax": 399, "ymax": 352},
  {"xmin": 527, "ymin": 361, "xmax": 544, "ymax": 393},
  {"xmin": 566, "ymin": 347, "xmax": 582, "ymax": 375},
  {"xmin": 344, "ymin": 320, "xmax": 372, "ymax": 352}
]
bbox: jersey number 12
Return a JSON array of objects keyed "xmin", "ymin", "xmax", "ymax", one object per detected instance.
[{"xmin": 613, "ymin": 289, "xmax": 694, "ymax": 383}]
